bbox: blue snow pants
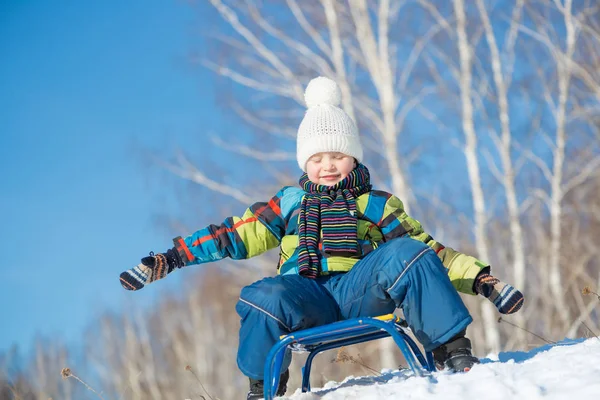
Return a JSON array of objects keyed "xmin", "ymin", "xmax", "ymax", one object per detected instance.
[{"xmin": 235, "ymin": 237, "xmax": 473, "ymax": 380}]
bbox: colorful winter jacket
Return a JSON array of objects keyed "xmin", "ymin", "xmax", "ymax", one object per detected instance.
[{"xmin": 172, "ymin": 186, "xmax": 488, "ymax": 295}]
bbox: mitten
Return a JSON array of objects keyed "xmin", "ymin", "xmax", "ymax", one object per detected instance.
[
  {"xmin": 474, "ymin": 272, "xmax": 524, "ymax": 314},
  {"xmin": 119, "ymin": 248, "xmax": 183, "ymax": 291}
]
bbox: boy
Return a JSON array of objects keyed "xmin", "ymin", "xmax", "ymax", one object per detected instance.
[{"xmin": 120, "ymin": 77, "xmax": 524, "ymax": 399}]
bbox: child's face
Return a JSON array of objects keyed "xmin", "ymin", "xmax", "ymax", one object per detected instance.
[{"xmin": 306, "ymin": 152, "xmax": 356, "ymax": 186}]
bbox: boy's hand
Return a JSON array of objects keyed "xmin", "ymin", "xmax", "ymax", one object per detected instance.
[
  {"xmin": 475, "ymin": 273, "xmax": 524, "ymax": 314},
  {"xmin": 119, "ymin": 249, "xmax": 183, "ymax": 291}
]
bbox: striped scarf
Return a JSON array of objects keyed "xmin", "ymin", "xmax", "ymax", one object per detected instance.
[{"xmin": 297, "ymin": 164, "xmax": 372, "ymax": 278}]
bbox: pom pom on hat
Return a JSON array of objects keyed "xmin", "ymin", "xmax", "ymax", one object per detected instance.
[
  {"xmin": 304, "ymin": 76, "xmax": 342, "ymax": 108},
  {"xmin": 296, "ymin": 77, "xmax": 363, "ymax": 171}
]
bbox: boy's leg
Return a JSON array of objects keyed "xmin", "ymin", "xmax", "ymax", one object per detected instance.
[
  {"xmin": 236, "ymin": 274, "xmax": 340, "ymax": 380},
  {"xmin": 327, "ymin": 237, "xmax": 472, "ymax": 352}
]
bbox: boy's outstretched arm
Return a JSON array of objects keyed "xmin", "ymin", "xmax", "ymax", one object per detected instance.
[
  {"xmin": 119, "ymin": 188, "xmax": 293, "ymax": 291},
  {"xmin": 364, "ymin": 191, "xmax": 523, "ymax": 314}
]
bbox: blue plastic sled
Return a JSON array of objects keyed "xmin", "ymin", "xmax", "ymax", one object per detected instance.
[{"xmin": 263, "ymin": 314, "xmax": 436, "ymax": 399}]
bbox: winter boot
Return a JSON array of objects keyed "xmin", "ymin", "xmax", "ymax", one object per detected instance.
[
  {"xmin": 432, "ymin": 332, "xmax": 479, "ymax": 373},
  {"xmin": 247, "ymin": 369, "xmax": 289, "ymax": 400}
]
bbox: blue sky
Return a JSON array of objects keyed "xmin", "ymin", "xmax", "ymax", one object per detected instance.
[{"xmin": 0, "ymin": 1, "xmax": 229, "ymax": 354}]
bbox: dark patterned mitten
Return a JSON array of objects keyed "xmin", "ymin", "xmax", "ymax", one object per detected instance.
[
  {"xmin": 475, "ymin": 273, "xmax": 524, "ymax": 314},
  {"xmin": 119, "ymin": 248, "xmax": 183, "ymax": 291}
]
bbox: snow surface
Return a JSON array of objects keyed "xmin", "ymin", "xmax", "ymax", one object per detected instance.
[{"xmin": 285, "ymin": 338, "xmax": 600, "ymax": 399}]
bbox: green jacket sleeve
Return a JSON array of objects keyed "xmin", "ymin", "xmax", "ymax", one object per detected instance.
[{"xmin": 376, "ymin": 192, "xmax": 488, "ymax": 295}]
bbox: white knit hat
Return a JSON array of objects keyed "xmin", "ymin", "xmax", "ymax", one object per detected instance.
[{"xmin": 296, "ymin": 77, "xmax": 363, "ymax": 171}]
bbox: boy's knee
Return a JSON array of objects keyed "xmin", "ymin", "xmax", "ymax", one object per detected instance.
[{"xmin": 379, "ymin": 239, "xmax": 442, "ymax": 296}]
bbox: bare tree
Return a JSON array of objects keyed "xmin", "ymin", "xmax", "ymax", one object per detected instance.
[
  {"xmin": 515, "ymin": 0, "xmax": 600, "ymax": 332},
  {"xmin": 450, "ymin": 0, "xmax": 500, "ymax": 353},
  {"xmin": 475, "ymin": 0, "xmax": 529, "ymax": 347},
  {"xmin": 33, "ymin": 338, "xmax": 73, "ymax": 400}
]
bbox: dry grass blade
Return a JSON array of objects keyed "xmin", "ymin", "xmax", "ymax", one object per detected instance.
[
  {"xmin": 498, "ymin": 317, "xmax": 555, "ymax": 344},
  {"xmin": 60, "ymin": 367, "xmax": 105, "ymax": 399},
  {"xmin": 582, "ymin": 286, "xmax": 600, "ymax": 301},
  {"xmin": 580, "ymin": 286, "xmax": 600, "ymax": 341},
  {"xmin": 333, "ymin": 347, "xmax": 381, "ymax": 376},
  {"xmin": 185, "ymin": 365, "xmax": 216, "ymax": 400},
  {"xmin": 581, "ymin": 321, "xmax": 600, "ymax": 341}
]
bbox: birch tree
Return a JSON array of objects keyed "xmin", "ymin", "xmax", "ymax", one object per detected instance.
[
  {"xmin": 516, "ymin": 0, "xmax": 600, "ymax": 331},
  {"xmin": 475, "ymin": 0, "xmax": 528, "ymax": 347},
  {"xmin": 449, "ymin": 0, "xmax": 500, "ymax": 353}
]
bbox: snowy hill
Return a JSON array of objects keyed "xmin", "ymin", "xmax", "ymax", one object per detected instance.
[{"xmin": 286, "ymin": 338, "xmax": 600, "ymax": 399}]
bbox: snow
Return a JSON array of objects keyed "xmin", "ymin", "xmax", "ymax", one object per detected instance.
[{"xmin": 286, "ymin": 338, "xmax": 600, "ymax": 399}]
